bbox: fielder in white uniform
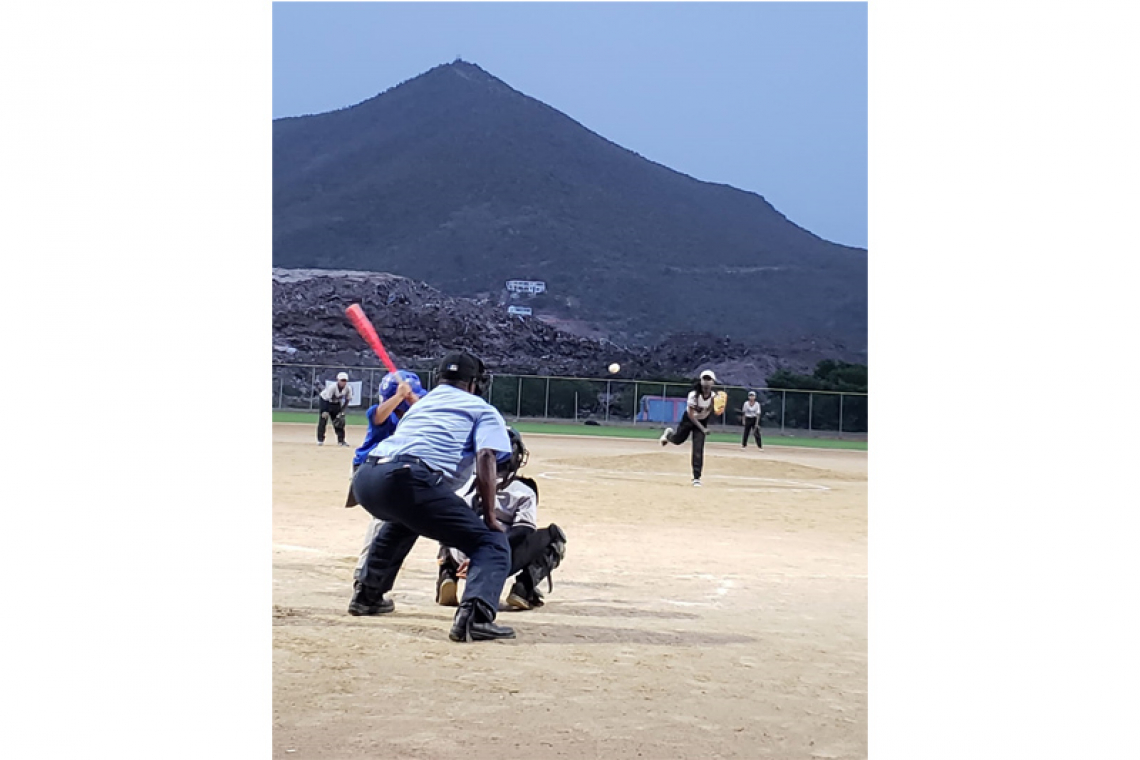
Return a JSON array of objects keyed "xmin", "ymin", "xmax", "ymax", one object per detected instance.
[
  {"xmin": 317, "ymin": 371, "xmax": 353, "ymax": 447},
  {"xmin": 741, "ymin": 391, "xmax": 763, "ymax": 449}
]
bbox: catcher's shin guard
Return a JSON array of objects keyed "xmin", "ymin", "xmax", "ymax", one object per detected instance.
[{"xmin": 517, "ymin": 523, "xmax": 568, "ymax": 603}]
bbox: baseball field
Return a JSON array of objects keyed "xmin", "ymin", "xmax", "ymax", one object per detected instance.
[{"xmin": 273, "ymin": 421, "xmax": 867, "ymax": 759}]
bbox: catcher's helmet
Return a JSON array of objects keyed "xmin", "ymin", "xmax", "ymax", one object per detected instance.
[{"xmin": 497, "ymin": 427, "xmax": 529, "ymax": 481}]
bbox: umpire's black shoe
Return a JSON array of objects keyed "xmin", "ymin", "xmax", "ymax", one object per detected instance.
[
  {"xmin": 348, "ymin": 582, "xmax": 395, "ymax": 616},
  {"xmin": 449, "ymin": 600, "xmax": 515, "ymax": 642}
]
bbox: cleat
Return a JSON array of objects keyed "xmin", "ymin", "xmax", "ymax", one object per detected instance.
[
  {"xmin": 692, "ymin": 479, "xmax": 702, "ymax": 487},
  {"xmin": 505, "ymin": 590, "xmax": 532, "ymax": 611},
  {"xmin": 659, "ymin": 427, "xmax": 674, "ymax": 446},
  {"xmin": 436, "ymin": 554, "xmax": 460, "ymax": 606},
  {"xmin": 347, "ymin": 582, "xmax": 395, "ymax": 616},
  {"xmin": 436, "ymin": 567, "xmax": 459, "ymax": 607},
  {"xmin": 437, "ymin": 578, "xmax": 458, "ymax": 606},
  {"xmin": 505, "ymin": 580, "xmax": 545, "ymax": 611}
]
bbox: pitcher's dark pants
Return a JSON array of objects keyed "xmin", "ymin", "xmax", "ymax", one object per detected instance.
[
  {"xmin": 317, "ymin": 398, "xmax": 346, "ymax": 443},
  {"xmin": 667, "ymin": 415, "xmax": 707, "ymax": 480},
  {"xmin": 742, "ymin": 417, "xmax": 763, "ymax": 448},
  {"xmin": 353, "ymin": 460, "xmax": 510, "ymax": 616}
]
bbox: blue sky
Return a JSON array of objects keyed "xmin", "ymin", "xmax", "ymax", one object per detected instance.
[{"xmin": 273, "ymin": 2, "xmax": 867, "ymax": 249}]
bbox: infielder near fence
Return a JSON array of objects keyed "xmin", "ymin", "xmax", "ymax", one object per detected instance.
[
  {"xmin": 317, "ymin": 371, "xmax": 353, "ymax": 447},
  {"xmin": 742, "ymin": 390, "xmax": 763, "ymax": 449}
]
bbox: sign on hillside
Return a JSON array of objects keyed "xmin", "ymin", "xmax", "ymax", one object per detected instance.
[{"xmin": 506, "ymin": 280, "xmax": 546, "ymax": 294}]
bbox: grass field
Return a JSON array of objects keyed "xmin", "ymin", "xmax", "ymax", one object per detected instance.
[{"xmin": 272, "ymin": 410, "xmax": 868, "ymax": 451}]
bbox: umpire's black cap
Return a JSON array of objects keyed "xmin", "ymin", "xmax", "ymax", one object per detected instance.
[{"xmin": 438, "ymin": 351, "xmax": 487, "ymax": 383}]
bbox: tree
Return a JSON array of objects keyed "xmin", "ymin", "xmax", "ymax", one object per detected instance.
[{"xmin": 766, "ymin": 360, "xmax": 868, "ymax": 432}]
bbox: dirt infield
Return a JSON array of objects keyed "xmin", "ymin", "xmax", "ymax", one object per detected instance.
[{"xmin": 273, "ymin": 422, "xmax": 866, "ymax": 759}]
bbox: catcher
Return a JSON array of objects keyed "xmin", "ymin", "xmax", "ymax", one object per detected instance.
[
  {"xmin": 437, "ymin": 428, "xmax": 567, "ymax": 611},
  {"xmin": 317, "ymin": 371, "xmax": 353, "ymax": 447},
  {"xmin": 659, "ymin": 369, "xmax": 726, "ymax": 487}
]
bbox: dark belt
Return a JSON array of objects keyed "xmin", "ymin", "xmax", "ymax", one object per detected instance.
[{"xmin": 364, "ymin": 454, "xmax": 441, "ymax": 473}]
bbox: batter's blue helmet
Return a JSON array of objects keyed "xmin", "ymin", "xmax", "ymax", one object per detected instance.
[{"xmin": 379, "ymin": 370, "xmax": 424, "ymax": 410}]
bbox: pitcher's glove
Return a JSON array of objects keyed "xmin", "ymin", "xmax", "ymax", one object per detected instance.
[{"xmin": 713, "ymin": 391, "xmax": 728, "ymax": 415}]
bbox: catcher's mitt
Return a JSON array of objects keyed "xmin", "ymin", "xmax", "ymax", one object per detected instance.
[{"xmin": 713, "ymin": 391, "xmax": 728, "ymax": 415}]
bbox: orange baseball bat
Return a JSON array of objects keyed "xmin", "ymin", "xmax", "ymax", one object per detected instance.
[{"xmin": 345, "ymin": 303, "xmax": 398, "ymax": 374}]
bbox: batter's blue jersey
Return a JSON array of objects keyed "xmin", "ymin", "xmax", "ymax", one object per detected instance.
[{"xmin": 353, "ymin": 405, "xmax": 400, "ymax": 465}]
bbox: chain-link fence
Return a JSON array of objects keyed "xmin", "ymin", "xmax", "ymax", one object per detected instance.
[{"xmin": 272, "ymin": 364, "xmax": 868, "ymax": 435}]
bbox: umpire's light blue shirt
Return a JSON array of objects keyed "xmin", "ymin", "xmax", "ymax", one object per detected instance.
[{"xmin": 370, "ymin": 384, "xmax": 511, "ymax": 489}]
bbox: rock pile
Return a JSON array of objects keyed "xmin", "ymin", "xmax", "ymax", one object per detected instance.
[{"xmin": 272, "ymin": 269, "xmax": 816, "ymax": 388}]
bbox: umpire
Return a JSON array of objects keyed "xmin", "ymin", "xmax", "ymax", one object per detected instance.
[{"xmin": 350, "ymin": 351, "xmax": 517, "ymax": 642}]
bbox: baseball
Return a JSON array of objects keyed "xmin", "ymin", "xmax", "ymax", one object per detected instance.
[{"xmin": 608, "ymin": 363, "xmax": 620, "ymax": 374}]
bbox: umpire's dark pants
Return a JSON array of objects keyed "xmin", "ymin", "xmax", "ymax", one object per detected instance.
[
  {"xmin": 667, "ymin": 414, "xmax": 707, "ymax": 479},
  {"xmin": 353, "ymin": 459, "xmax": 510, "ymax": 616},
  {"xmin": 742, "ymin": 417, "xmax": 763, "ymax": 448}
]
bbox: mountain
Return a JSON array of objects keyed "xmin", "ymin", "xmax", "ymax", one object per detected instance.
[{"xmin": 273, "ymin": 60, "xmax": 866, "ymax": 358}]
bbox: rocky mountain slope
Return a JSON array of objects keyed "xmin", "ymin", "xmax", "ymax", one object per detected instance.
[{"xmin": 272, "ymin": 269, "xmax": 815, "ymax": 387}]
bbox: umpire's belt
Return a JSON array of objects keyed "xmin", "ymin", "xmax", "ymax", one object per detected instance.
[{"xmin": 365, "ymin": 454, "xmax": 441, "ymax": 473}]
